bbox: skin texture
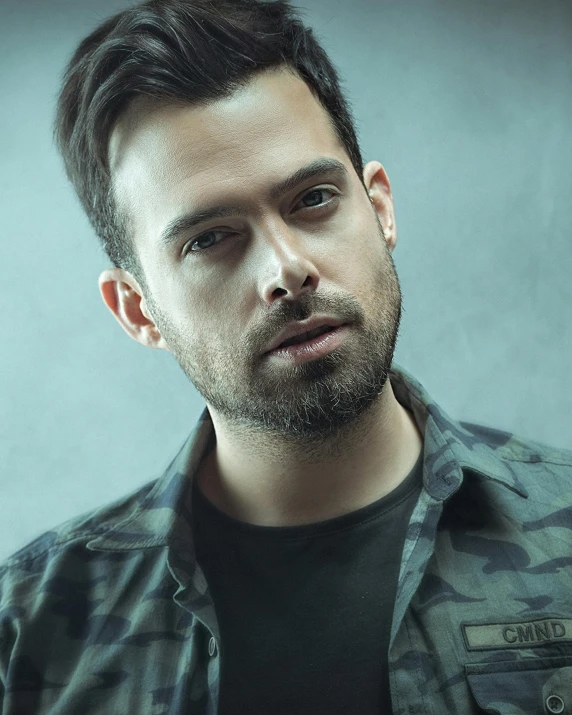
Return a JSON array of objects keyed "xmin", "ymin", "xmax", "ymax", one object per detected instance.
[{"xmin": 99, "ymin": 66, "xmax": 423, "ymax": 526}]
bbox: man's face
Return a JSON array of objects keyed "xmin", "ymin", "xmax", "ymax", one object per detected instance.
[{"xmin": 109, "ymin": 67, "xmax": 402, "ymax": 442}]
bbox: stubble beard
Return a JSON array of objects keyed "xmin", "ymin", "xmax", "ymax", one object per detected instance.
[{"xmin": 146, "ymin": 234, "xmax": 403, "ymax": 451}]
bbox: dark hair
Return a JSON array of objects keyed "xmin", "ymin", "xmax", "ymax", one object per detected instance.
[{"xmin": 54, "ymin": 0, "xmax": 365, "ymax": 294}]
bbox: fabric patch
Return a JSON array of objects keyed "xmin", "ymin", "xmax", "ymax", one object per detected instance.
[{"xmin": 463, "ymin": 618, "xmax": 572, "ymax": 650}]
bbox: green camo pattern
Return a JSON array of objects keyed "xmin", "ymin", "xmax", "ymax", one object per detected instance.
[{"xmin": 1, "ymin": 363, "xmax": 572, "ymax": 714}]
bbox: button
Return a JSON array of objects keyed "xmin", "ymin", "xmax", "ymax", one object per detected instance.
[
  {"xmin": 208, "ymin": 636, "xmax": 217, "ymax": 657},
  {"xmin": 546, "ymin": 694, "xmax": 565, "ymax": 714}
]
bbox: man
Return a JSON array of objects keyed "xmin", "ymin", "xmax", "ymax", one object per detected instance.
[{"xmin": 1, "ymin": 0, "xmax": 571, "ymax": 713}]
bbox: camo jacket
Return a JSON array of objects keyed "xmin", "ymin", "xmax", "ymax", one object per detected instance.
[{"xmin": 1, "ymin": 363, "xmax": 572, "ymax": 715}]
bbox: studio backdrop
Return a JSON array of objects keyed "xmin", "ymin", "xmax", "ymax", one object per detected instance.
[{"xmin": 0, "ymin": 0, "xmax": 570, "ymax": 561}]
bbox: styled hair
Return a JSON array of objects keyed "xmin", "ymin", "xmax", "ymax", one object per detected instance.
[{"xmin": 54, "ymin": 0, "xmax": 365, "ymax": 294}]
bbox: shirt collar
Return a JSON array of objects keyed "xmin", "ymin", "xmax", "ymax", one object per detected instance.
[
  {"xmin": 87, "ymin": 362, "xmax": 528, "ymax": 553},
  {"xmin": 389, "ymin": 364, "xmax": 528, "ymax": 501}
]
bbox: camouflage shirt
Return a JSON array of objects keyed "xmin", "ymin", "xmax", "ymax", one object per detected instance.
[{"xmin": 1, "ymin": 363, "xmax": 572, "ymax": 714}]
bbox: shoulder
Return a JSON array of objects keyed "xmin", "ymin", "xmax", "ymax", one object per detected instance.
[
  {"xmin": 0, "ymin": 477, "xmax": 158, "ymax": 587},
  {"xmin": 460, "ymin": 419, "xmax": 571, "ymax": 462},
  {"xmin": 457, "ymin": 420, "xmax": 572, "ymax": 518},
  {"xmin": 461, "ymin": 419, "xmax": 572, "ymax": 474}
]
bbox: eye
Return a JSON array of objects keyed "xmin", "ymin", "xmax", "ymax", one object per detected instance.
[
  {"xmin": 184, "ymin": 229, "xmax": 234, "ymax": 255},
  {"xmin": 294, "ymin": 188, "xmax": 338, "ymax": 212}
]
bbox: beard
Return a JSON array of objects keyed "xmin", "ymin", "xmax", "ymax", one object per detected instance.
[{"xmin": 145, "ymin": 221, "xmax": 403, "ymax": 454}]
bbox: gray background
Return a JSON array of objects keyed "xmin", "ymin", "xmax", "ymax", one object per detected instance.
[{"xmin": 1, "ymin": 0, "xmax": 570, "ymax": 562}]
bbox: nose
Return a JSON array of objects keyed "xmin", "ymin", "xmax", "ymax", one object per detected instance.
[{"xmin": 256, "ymin": 218, "xmax": 321, "ymax": 305}]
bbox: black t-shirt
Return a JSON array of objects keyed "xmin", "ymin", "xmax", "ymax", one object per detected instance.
[{"xmin": 192, "ymin": 450, "xmax": 423, "ymax": 715}]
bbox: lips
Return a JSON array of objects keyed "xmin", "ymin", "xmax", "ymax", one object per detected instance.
[
  {"xmin": 264, "ymin": 317, "xmax": 345, "ymax": 354},
  {"xmin": 279, "ymin": 325, "xmax": 332, "ymax": 348}
]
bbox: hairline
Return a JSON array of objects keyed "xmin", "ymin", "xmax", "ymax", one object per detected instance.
[{"xmin": 107, "ymin": 64, "xmax": 366, "ymax": 290}]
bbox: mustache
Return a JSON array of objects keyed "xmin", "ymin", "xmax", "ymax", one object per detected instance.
[{"xmin": 247, "ymin": 292, "xmax": 363, "ymax": 357}]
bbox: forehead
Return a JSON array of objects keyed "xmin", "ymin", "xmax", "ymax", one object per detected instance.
[{"xmin": 108, "ymin": 67, "xmax": 349, "ymax": 249}]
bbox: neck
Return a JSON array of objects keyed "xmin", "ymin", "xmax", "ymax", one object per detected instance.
[{"xmin": 196, "ymin": 378, "xmax": 423, "ymax": 527}]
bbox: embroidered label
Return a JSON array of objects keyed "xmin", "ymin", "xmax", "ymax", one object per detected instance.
[{"xmin": 463, "ymin": 618, "xmax": 572, "ymax": 650}]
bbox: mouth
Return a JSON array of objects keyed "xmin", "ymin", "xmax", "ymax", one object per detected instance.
[
  {"xmin": 276, "ymin": 324, "xmax": 334, "ymax": 349},
  {"xmin": 266, "ymin": 324, "xmax": 348, "ymax": 362}
]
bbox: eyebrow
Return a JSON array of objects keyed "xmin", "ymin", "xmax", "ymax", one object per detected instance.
[{"xmin": 158, "ymin": 157, "xmax": 350, "ymax": 249}]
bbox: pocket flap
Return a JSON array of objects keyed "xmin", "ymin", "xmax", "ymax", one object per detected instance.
[{"xmin": 465, "ymin": 655, "xmax": 572, "ymax": 714}]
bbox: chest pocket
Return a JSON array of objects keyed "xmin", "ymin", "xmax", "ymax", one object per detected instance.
[{"xmin": 466, "ymin": 655, "xmax": 572, "ymax": 714}]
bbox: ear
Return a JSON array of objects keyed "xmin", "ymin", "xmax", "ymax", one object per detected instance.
[
  {"xmin": 98, "ymin": 268, "xmax": 170, "ymax": 350},
  {"xmin": 362, "ymin": 161, "xmax": 398, "ymax": 252}
]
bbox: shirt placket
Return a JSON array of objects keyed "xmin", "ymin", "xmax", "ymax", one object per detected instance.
[{"xmin": 388, "ymin": 488, "xmax": 446, "ymax": 715}]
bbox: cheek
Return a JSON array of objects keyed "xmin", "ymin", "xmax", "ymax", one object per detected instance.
[
  {"xmin": 188, "ymin": 305, "xmax": 238, "ymax": 352},
  {"xmin": 339, "ymin": 217, "xmax": 386, "ymax": 285}
]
